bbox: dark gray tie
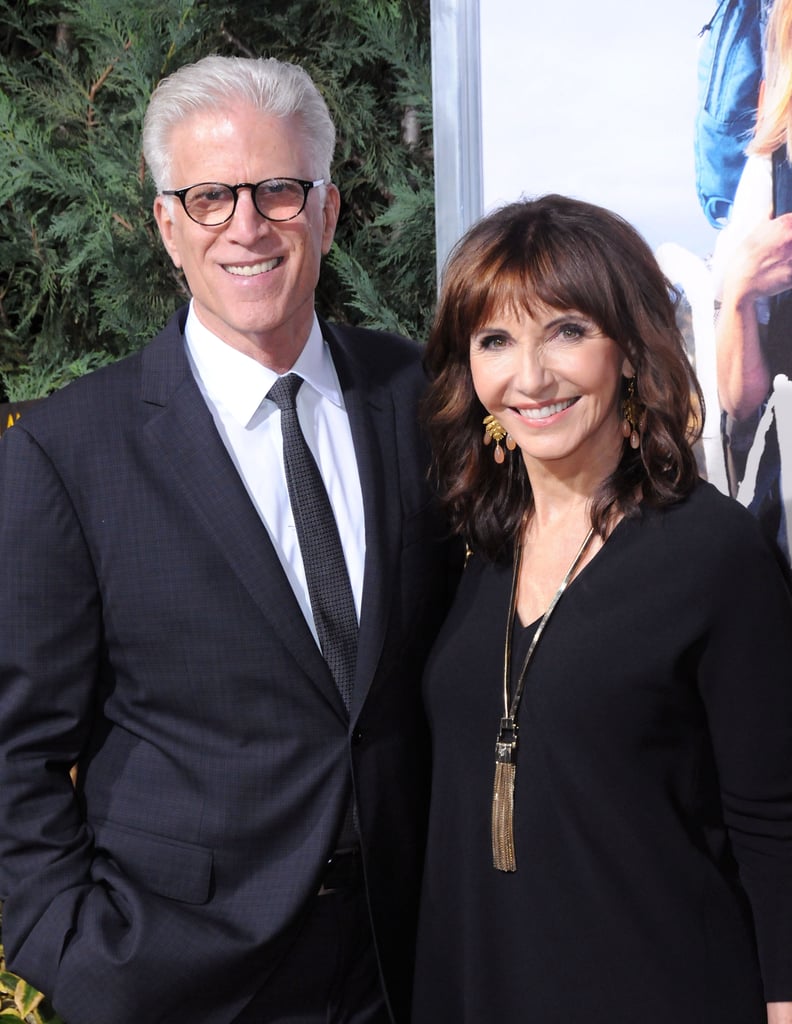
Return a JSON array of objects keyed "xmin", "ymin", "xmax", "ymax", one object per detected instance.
[{"xmin": 267, "ymin": 373, "xmax": 358, "ymax": 710}]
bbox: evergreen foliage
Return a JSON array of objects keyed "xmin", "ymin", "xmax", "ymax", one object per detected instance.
[{"xmin": 0, "ymin": 0, "xmax": 435, "ymax": 401}]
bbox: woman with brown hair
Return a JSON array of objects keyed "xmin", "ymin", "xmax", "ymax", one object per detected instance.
[{"xmin": 412, "ymin": 194, "xmax": 792, "ymax": 1023}]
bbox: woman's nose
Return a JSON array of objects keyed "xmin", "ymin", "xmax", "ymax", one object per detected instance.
[{"xmin": 516, "ymin": 343, "xmax": 553, "ymax": 391}]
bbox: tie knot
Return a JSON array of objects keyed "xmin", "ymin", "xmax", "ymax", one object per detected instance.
[{"xmin": 267, "ymin": 373, "xmax": 303, "ymax": 411}]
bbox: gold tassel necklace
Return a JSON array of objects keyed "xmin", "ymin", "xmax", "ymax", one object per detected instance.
[{"xmin": 492, "ymin": 525, "xmax": 596, "ymax": 872}]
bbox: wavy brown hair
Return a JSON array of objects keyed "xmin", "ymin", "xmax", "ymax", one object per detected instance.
[{"xmin": 423, "ymin": 194, "xmax": 704, "ymax": 560}]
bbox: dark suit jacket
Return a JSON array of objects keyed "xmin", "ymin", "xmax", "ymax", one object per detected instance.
[{"xmin": 0, "ymin": 308, "xmax": 458, "ymax": 1024}]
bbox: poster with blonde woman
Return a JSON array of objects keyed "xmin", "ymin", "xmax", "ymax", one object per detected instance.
[{"xmin": 710, "ymin": 0, "xmax": 792, "ymax": 562}]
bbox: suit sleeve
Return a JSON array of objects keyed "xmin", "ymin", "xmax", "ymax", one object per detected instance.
[
  {"xmin": 0, "ymin": 425, "xmax": 232, "ymax": 1024},
  {"xmin": 0, "ymin": 423, "xmax": 100, "ymax": 901}
]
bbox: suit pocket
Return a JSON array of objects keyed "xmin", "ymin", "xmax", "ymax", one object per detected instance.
[{"xmin": 92, "ymin": 818, "xmax": 213, "ymax": 905}]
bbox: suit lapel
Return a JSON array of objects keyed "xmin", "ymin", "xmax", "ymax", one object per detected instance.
[
  {"xmin": 139, "ymin": 316, "xmax": 347, "ymax": 719},
  {"xmin": 323, "ymin": 324, "xmax": 400, "ymax": 720}
]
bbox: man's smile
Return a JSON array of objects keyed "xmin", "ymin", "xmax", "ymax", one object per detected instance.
[{"xmin": 223, "ymin": 256, "xmax": 283, "ymax": 277}]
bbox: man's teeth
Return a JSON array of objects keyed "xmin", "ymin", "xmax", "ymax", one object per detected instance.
[
  {"xmin": 518, "ymin": 399, "xmax": 575, "ymax": 420},
  {"xmin": 225, "ymin": 258, "xmax": 281, "ymax": 277}
]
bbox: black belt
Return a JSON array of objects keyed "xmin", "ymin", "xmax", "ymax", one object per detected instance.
[{"xmin": 317, "ymin": 846, "xmax": 363, "ymax": 896}]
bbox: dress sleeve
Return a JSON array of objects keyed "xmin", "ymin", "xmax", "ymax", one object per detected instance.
[{"xmin": 697, "ymin": 513, "xmax": 792, "ymax": 1002}]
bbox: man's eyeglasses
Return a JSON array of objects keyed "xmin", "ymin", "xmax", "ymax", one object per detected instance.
[{"xmin": 161, "ymin": 177, "xmax": 326, "ymax": 226}]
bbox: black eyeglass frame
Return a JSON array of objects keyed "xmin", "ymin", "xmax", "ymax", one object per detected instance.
[{"xmin": 161, "ymin": 177, "xmax": 326, "ymax": 226}]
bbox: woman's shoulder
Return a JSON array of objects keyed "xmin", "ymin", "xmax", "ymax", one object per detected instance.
[
  {"xmin": 645, "ymin": 478, "xmax": 756, "ymax": 533},
  {"xmin": 639, "ymin": 480, "xmax": 788, "ymax": 580}
]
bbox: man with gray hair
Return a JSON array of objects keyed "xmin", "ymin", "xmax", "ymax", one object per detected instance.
[{"xmin": 0, "ymin": 54, "xmax": 457, "ymax": 1024}]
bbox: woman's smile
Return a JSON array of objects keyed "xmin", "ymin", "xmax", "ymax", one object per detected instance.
[{"xmin": 512, "ymin": 397, "xmax": 579, "ymax": 421}]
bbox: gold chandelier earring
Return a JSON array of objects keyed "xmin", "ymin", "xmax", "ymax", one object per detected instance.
[
  {"xmin": 621, "ymin": 377, "xmax": 640, "ymax": 450},
  {"xmin": 483, "ymin": 414, "xmax": 517, "ymax": 464}
]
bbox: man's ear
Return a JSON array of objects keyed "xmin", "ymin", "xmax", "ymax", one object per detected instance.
[
  {"xmin": 320, "ymin": 184, "xmax": 341, "ymax": 255},
  {"xmin": 153, "ymin": 195, "xmax": 183, "ymax": 269}
]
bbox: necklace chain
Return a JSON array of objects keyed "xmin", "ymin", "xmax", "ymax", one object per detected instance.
[{"xmin": 492, "ymin": 525, "xmax": 596, "ymax": 872}]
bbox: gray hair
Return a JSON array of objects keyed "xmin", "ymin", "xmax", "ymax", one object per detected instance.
[{"xmin": 142, "ymin": 54, "xmax": 336, "ymax": 192}]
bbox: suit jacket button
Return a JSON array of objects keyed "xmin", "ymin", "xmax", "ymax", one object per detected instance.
[{"xmin": 351, "ymin": 728, "xmax": 364, "ymax": 745}]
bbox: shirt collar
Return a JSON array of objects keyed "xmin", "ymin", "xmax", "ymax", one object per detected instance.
[{"xmin": 184, "ymin": 302, "xmax": 343, "ymax": 428}]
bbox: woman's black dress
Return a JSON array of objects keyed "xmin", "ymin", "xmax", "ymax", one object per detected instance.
[{"xmin": 412, "ymin": 482, "xmax": 792, "ymax": 1023}]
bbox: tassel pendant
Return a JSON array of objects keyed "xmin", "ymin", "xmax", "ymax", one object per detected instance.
[{"xmin": 491, "ymin": 717, "xmax": 518, "ymax": 871}]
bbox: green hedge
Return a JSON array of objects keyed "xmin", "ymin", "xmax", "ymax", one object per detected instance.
[{"xmin": 0, "ymin": 0, "xmax": 435, "ymax": 400}]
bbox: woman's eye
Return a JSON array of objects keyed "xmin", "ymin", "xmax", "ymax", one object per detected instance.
[
  {"xmin": 556, "ymin": 323, "xmax": 586, "ymax": 341},
  {"xmin": 476, "ymin": 334, "xmax": 507, "ymax": 350}
]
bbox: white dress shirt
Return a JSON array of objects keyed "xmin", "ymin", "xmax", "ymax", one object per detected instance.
[{"xmin": 184, "ymin": 302, "xmax": 366, "ymax": 645}]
